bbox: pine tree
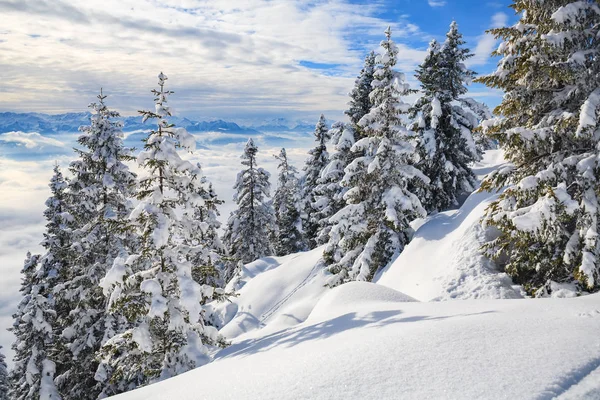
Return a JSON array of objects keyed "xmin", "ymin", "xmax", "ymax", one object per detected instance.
[
  {"xmin": 476, "ymin": 0, "xmax": 600, "ymax": 295},
  {"xmin": 409, "ymin": 22, "xmax": 478, "ymax": 213},
  {"xmin": 96, "ymin": 73, "xmax": 226, "ymax": 395},
  {"xmin": 272, "ymin": 148, "xmax": 305, "ymax": 255},
  {"xmin": 301, "ymin": 115, "xmax": 330, "ymax": 248},
  {"xmin": 346, "ymin": 52, "xmax": 376, "ymax": 126},
  {"xmin": 323, "ymin": 27, "xmax": 427, "ymax": 286},
  {"xmin": 312, "ymin": 122, "xmax": 358, "ymax": 246},
  {"xmin": 52, "ymin": 90, "xmax": 138, "ymax": 399},
  {"xmin": 223, "ymin": 139, "xmax": 275, "ymax": 264},
  {"xmin": 10, "ymin": 164, "xmax": 71, "ymax": 400},
  {"xmin": 0, "ymin": 346, "xmax": 8, "ymax": 400}
]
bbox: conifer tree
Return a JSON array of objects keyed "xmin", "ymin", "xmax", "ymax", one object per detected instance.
[
  {"xmin": 54, "ymin": 90, "xmax": 137, "ymax": 399},
  {"xmin": 312, "ymin": 122, "xmax": 357, "ymax": 246},
  {"xmin": 409, "ymin": 22, "xmax": 478, "ymax": 213},
  {"xmin": 346, "ymin": 52, "xmax": 376, "ymax": 126},
  {"xmin": 272, "ymin": 148, "xmax": 305, "ymax": 255},
  {"xmin": 96, "ymin": 73, "xmax": 226, "ymax": 395},
  {"xmin": 301, "ymin": 115, "xmax": 330, "ymax": 248},
  {"xmin": 477, "ymin": 0, "xmax": 600, "ymax": 295},
  {"xmin": 323, "ymin": 27, "xmax": 427, "ymax": 286},
  {"xmin": 10, "ymin": 165, "xmax": 71, "ymax": 400},
  {"xmin": 223, "ymin": 139, "xmax": 275, "ymax": 264},
  {"xmin": 0, "ymin": 346, "xmax": 8, "ymax": 400}
]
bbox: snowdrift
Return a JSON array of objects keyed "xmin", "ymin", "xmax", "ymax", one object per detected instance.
[
  {"xmin": 377, "ymin": 150, "xmax": 523, "ymax": 301},
  {"xmin": 215, "ymin": 246, "xmax": 329, "ymax": 340},
  {"xmin": 115, "ymin": 283, "xmax": 600, "ymax": 400}
]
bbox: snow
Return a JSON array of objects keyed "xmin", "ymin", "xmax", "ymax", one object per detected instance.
[
  {"xmin": 376, "ymin": 150, "xmax": 521, "ymax": 301},
  {"xmin": 114, "ymin": 284, "xmax": 600, "ymax": 400}
]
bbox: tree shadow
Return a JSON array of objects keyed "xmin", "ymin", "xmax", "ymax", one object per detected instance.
[{"xmin": 216, "ymin": 309, "xmax": 496, "ymax": 360}]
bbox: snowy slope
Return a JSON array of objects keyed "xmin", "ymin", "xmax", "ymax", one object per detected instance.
[
  {"xmin": 115, "ymin": 283, "xmax": 600, "ymax": 400},
  {"xmin": 376, "ymin": 150, "xmax": 523, "ymax": 301},
  {"xmin": 215, "ymin": 246, "xmax": 328, "ymax": 340}
]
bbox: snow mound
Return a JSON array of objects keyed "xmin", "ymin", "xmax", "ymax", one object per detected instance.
[
  {"xmin": 215, "ymin": 246, "xmax": 329, "ymax": 340},
  {"xmin": 307, "ymin": 281, "xmax": 416, "ymax": 324},
  {"xmin": 377, "ymin": 150, "xmax": 523, "ymax": 301},
  {"xmin": 113, "ymin": 293, "xmax": 600, "ymax": 400}
]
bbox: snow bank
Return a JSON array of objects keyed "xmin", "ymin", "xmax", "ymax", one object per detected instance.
[
  {"xmin": 114, "ymin": 290, "xmax": 600, "ymax": 400},
  {"xmin": 376, "ymin": 150, "xmax": 522, "ymax": 301},
  {"xmin": 215, "ymin": 246, "xmax": 328, "ymax": 340}
]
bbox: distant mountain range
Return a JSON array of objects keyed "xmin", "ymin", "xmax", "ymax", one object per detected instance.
[{"xmin": 0, "ymin": 112, "xmax": 319, "ymax": 135}]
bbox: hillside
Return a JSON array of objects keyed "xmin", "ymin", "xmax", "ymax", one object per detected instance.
[{"xmin": 110, "ymin": 149, "xmax": 600, "ymax": 399}]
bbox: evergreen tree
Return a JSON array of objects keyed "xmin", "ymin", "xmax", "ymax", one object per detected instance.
[
  {"xmin": 301, "ymin": 115, "xmax": 330, "ymax": 248},
  {"xmin": 10, "ymin": 165, "xmax": 71, "ymax": 400},
  {"xmin": 55, "ymin": 90, "xmax": 137, "ymax": 399},
  {"xmin": 0, "ymin": 346, "xmax": 8, "ymax": 400},
  {"xmin": 223, "ymin": 139, "xmax": 275, "ymax": 264},
  {"xmin": 96, "ymin": 73, "xmax": 226, "ymax": 395},
  {"xmin": 312, "ymin": 122, "xmax": 358, "ymax": 246},
  {"xmin": 272, "ymin": 148, "xmax": 305, "ymax": 255},
  {"xmin": 323, "ymin": 27, "xmax": 427, "ymax": 286},
  {"xmin": 409, "ymin": 22, "xmax": 478, "ymax": 213},
  {"xmin": 346, "ymin": 52, "xmax": 376, "ymax": 126},
  {"xmin": 476, "ymin": 0, "xmax": 600, "ymax": 295}
]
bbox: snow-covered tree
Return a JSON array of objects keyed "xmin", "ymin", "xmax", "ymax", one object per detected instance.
[
  {"xmin": 10, "ymin": 165, "xmax": 72, "ymax": 400},
  {"xmin": 272, "ymin": 148, "xmax": 305, "ymax": 255},
  {"xmin": 323, "ymin": 27, "xmax": 428, "ymax": 286},
  {"xmin": 346, "ymin": 52, "xmax": 376, "ymax": 126},
  {"xmin": 477, "ymin": 0, "xmax": 600, "ymax": 295},
  {"xmin": 301, "ymin": 115, "xmax": 330, "ymax": 248},
  {"xmin": 96, "ymin": 73, "xmax": 226, "ymax": 396},
  {"xmin": 0, "ymin": 346, "xmax": 8, "ymax": 400},
  {"xmin": 409, "ymin": 22, "xmax": 478, "ymax": 213},
  {"xmin": 312, "ymin": 122, "xmax": 358, "ymax": 246},
  {"xmin": 223, "ymin": 139, "xmax": 275, "ymax": 264},
  {"xmin": 53, "ymin": 90, "xmax": 137, "ymax": 399}
]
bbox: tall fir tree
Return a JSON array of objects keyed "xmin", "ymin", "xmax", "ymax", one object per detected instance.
[
  {"xmin": 0, "ymin": 346, "xmax": 8, "ymax": 400},
  {"xmin": 301, "ymin": 115, "xmax": 330, "ymax": 249},
  {"xmin": 96, "ymin": 73, "xmax": 226, "ymax": 396},
  {"xmin": 345, "ymin": 52, "xmax": 376, "ymax": 126},
  {"xmin": 409, "ymin": 22, "xmax": 478, "ymax": 213},
  {"xmin": 10, "ymin": 165, "xmax": 71, "ymax": 400},
  {"xmin": 223, "ymin": 139, "xmax": 275, "ymax": 264},
  {"xmin": 272, "ymin": 148, "xmax": 305, "ymax": 256},
  {"xmin": 312, "ymin": 122, "xmax": 358, "ymax": 246},
  {"xmin": 476, "ymin": 0, "xmax": 600, "ymax": 295},
  {"xmin": 323, "ymin": 27, "xmax": 427, "ymax": 286},
  {"xmin": 54, "ymin": 90, "xmax": 137, "ymax": 399}
]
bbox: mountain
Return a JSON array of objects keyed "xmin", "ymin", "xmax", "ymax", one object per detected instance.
[{"xmin": 0, "ymin": 112, "xmax": 260, "ymax": 135}]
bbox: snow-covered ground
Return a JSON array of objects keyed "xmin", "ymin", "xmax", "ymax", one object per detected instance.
[
  {"xmin": 111, "ymin": 148, "xmax": 600, "ymax": 399},
  {"xmin": 117, "ymin": 282, "xmax": 600, "ymax": 400},
  {"xmin": 376, "ymin": 150, "xmax": 523, "ymax": 301}
]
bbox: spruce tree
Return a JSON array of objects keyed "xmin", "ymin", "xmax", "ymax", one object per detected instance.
[
  {"xmin": 301, "ymin": 115, "xmax": 330, "ymax": 248},
  {"xmin": 54, "ymin": 90, "xmax": 137, "ymax": 399},
  {"xmin": 312, "ymin": 122, "xmax": 358, "ymax": 246},
  {"xmin": 96, "ymin": 73, "xmax": 226, "ymax": 395},
  {"xmin": 10, "ymin": 164, "xmax": 71, "ymax": 400},
  {"xmin": 0, "ymin": 346, "xmax": 8, "ymax": 400},
  {"xmin": 409, "ymin": 22, "xmax": 478, "ymax": 213},
  {"xmin": 476, "ymin": 0, "xmax": 600, "ymax": 295},
  {"xmin": 272, "ymin": 148, "xmax": 305, "ymax": 255},
  {"xmin": 346, "ymin": 52, "xmax": 376, "ymax": 126},
  {"xmin": 223, "ymin": 139, "xmax": 275, "ymax": 264},
  {"xmin": 323, "ymin": 27, "xmax": 427, "ymax": 286}
]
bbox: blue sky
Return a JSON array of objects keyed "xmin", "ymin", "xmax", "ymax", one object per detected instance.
[{"xmin": 0, "ymin": 0, "xmax": 513, "ymax": 124}]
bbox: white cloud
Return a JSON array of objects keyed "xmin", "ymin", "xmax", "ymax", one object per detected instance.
[
  {"xmin": 0, "ymin": 0, "xmax": 428, "ymax": 121},
  {"xmin": 428, "ymin": 0, "xmax": 447, "ymax": 7},
  {"xmin": 468, "ymin": 12, "xmax": 508, "ymax": 67},
  {"xmin": 0, "ymin": 131, "xmax": 66, "ymax": 148}
]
